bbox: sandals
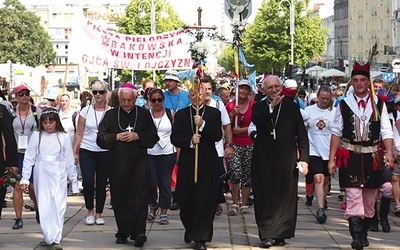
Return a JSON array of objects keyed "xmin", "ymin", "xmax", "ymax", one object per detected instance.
[
  {"xmin": 215, "ymin": 204, "xmax": 223, "ymax": 216},
  {"xmin": 50, "ymin": 243, "xmax": 63, "ymax": 250},
  {"xmin": 240, "ymin": 205, "xmax": 251, "ymax": 214},
  {"xmin": 228, "ymin": 204, "xmax": 239, "ymax": 216},
  {"xmin": 159, "ymin": 214, "xmax": 169, "ymax": 225},
  {"xmin": 147, "ymin": 205, "xmax": 158, "ymax": 222}
]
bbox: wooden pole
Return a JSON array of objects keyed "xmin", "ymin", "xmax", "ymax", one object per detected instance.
[
  {"xmin": 63, "ymin": 62, "xmax": 69, "ymax": 93},
  {"xmin": 194, "ymin": 78, "xmax": 200, "ymax": 183}
]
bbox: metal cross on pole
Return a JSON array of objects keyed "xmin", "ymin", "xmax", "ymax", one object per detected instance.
[{"xmin": 183, "ymin": 7, "xmax": 216, "ymax": 184}]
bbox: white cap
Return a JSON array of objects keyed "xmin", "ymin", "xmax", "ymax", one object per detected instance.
[
  {"xmin": 307, "ymin": 93, "xmax": 318, "ymax": 104},
  {"xmin": 283, "ymin": 79, "xmax": 297, "ymax": 88},
  {"xmin": 163, "ymin": 69, "xmax": 180, "ymax": 82},
  {"xmin": 238, "ymin": 79, "xmax": 251, "ymax": 87}
]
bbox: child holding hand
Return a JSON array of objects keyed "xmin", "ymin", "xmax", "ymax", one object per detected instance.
[{"xmin": 20, "ymin": 107, "xmax": 79, "ymax": 250}]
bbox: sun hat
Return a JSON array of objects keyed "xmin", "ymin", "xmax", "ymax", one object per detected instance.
[
  {"xmin": 163, "ymin": 69, "xmax": 180, "ymax": 82},
  {"xmin": 238, "ymin": 79, "xmax": 251, "ymax": 87}
]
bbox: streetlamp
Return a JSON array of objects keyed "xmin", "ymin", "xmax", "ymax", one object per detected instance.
[
  {"xmin": 138, "ymin": 0, "xmax": 169, "ymax": 82},
  {"xmin": 278, "ymin": 0, "xmax": 306, "ymax": 78},
  {"xmin": 7, "ymin": 60, "xmax": 13, "ymax": 89}
]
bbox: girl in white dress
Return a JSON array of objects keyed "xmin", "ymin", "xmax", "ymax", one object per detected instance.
[{"xmin": 20, "ymin": 108, "xmax": 79, "ymax": 250}]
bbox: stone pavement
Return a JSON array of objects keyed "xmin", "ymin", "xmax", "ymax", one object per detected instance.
[{"xmin": 1, "ymin": 175, "xmax": 399, "ymax": 249}]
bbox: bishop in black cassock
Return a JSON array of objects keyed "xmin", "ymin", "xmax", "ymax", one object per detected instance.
[
  {"xmin": 251, "ymin": 76, "xmax": 309, "ymax": 248},
  {"xmin": 171, "ymin": 87, "xmax": 222, "ymax": 250},
  {"xmin": 97, "ymin": 85, "xmax": 158, "ymax": 246}
]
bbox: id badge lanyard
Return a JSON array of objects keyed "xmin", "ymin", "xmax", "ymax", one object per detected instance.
[{"xmin": 17, "ymin": 108, "xmax": 30, "ymax": 150}]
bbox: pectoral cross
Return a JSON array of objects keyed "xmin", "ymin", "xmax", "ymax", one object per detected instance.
[
  {"xmin": 271, "ymin": 128, "xmax": 276, "ymax": 140},
  {"xmin": 126, "ymin": 124, "xmax": 133, "ymax": 132}
]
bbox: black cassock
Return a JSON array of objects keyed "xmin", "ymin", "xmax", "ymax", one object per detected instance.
[
  {"xmin": 171, "ymin": 105, "xmax": 222, "ymax": 243},
  {"xmin": 251, "ymin": 98, "xmax": 309, "ymax": 240},
  {"xmin": 0, "ymin": 103, "xmax": 18, "ymax": 217},
  {"xmin": 97, "ymin": 106, "xmax": 158, "ymax": 239}
]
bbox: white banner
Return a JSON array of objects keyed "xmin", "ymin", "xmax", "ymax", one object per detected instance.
[{"xmin": 68, "ymin": 15, "xmax": 192, "ymax": 70}]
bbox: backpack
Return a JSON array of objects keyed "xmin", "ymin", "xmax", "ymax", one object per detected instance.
[
  {"xmin": 165, "ymin": 108, "xmax": 173, "ymax": 124},
  {"xmin": 72, "ymin": 111, "xmax": 78, "ymax": 133},
  {"xmin": 13, "ymin": 105, "xmax": 39, "ymax": 129}
]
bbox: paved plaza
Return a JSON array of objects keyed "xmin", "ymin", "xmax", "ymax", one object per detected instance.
[{"xmin": 1, "ymin": 175, "xmax": 399, "ymax": 249}]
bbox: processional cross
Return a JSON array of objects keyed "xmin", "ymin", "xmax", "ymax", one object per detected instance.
[{"xmin": 184, "ymin": 7, "xmax": 216, "ymax": 184}]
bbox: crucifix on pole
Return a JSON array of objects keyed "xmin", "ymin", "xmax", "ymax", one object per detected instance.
[{"xmin": 183, "ymin": 7, "xmax": 216, "ymax": 184}]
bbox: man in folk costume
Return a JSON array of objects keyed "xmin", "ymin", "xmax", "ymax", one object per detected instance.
[
  {"xmin": 96, "ymin": 84, "xmax": 159, "ymax": 246},
  {"xmin": 171, "ymin": 84, "xmax": 222, "ymax": 250},
  {"xmin": 251, "ymin": 75, "xmax": 309, "ymax": 248},
  {"xmin": 328, "ymin": 62, "xmax": 394, "ymax": 250}
]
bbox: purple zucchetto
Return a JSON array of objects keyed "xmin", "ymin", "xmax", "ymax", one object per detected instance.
[{"xmin": 120, "ymin": 83, "xmax": 136, "ymax": 89}]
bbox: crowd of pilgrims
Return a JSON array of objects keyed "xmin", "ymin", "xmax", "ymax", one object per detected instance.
[{"xmin": 0, "ymin": 64, "xmax": 400, "ymax": 250}]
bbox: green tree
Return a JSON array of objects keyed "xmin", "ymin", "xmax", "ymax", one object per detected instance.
[
  {"xmin": 0, "ymin": 0, "xmax": 56, "ymax": 66},
  {"xmin": 116, "ymin": 0, "xmax": 185, "ymax": 87},
  {"xmin": 218, "ymin": 45, "xmax": 235, "ymax": 72},
  {"xmin": 243, "ymin": 0, "xmax": 327, "ymax": 77}
]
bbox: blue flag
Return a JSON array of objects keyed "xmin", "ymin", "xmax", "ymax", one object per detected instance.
[
  {"xmin": 238, "ymin": 46, "xmax": 254, "ymax": 71},
  {"xmin": 178, "ymin": 69, "xmax": 197, "ymax": 82},
  {"xmin": 247, "ymin": 71, "xmax": 258, "ymax": 93}
]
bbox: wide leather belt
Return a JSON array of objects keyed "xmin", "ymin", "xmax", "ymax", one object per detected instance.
[{"xmin": 339, "ymin": 141, "xmax": 380, "ymax": 154}]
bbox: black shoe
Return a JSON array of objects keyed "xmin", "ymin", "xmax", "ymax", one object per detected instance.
[
  {"xmin": 351, "ymin": 238, "xmax": 363, "ymax": 250},
  {"xmin": 194, "ymin": 242, "xmax": 207, "ymax": 250},
  {"xmin": 261, "ymin": 239, "xmax": 273, "ymax": 248},
  {"xmin": 362, "ymin": 235, "xmax": 369, "ymax": 247},
  {"xmin": 184, "ymin": 232, "xmax": 191, "ymax": 243},
  {"xmin": 115, "ymin": 237, "xmax": 127, "ymax": 244},
  {"xmin": 170, "ymin": 201, "xmax": 180, "ymax": 210},
  {"xmin": 133, "ymin": 234, "xmax": 147, "ymax": 247},
  {"xmin": 36, "ymin": 209, "xmax": 40, "ymax": 224},
  {"xmin": 12, "ymin": 218, "xmax": 23, "ymax": 229},
  {"xmin": 369, "ymin": 220, "xmax": 379, "ymax": 232},
  {"xmin": 305, "ymin": 195, "xmax": 313, "ymax": 206},
  {"xmin": 380, "ymin": 217, "xmax": 390, "ymax": 233},
  {"xmin": 272, "ymin": 238, "xmax": 286, "ymax": 246}
]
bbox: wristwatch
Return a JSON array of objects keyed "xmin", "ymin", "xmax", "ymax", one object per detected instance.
[{"xmin": 227, "ymin": 143, "xmax": 233, "ymax": 147}]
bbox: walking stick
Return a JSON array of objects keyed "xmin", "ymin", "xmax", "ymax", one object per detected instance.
[{"xmin": 194, "ymin": 78, "xmax": 200, "ymax": 183}]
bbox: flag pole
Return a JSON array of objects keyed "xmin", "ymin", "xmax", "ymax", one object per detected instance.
[{"xmin": 63, "ymin": 62, "xmax": 69, "ymax": 93}]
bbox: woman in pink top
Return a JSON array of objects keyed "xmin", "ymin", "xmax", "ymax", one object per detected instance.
[{"xmin": 226, "ymin": 80, "xmax": 254, "ymax": 215}]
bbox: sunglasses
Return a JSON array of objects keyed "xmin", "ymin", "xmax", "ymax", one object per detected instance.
[
  {"xmin": 92, "ymin": 90, "xmax": 106, "ymax": 95},
  {"xmin": 17, "ymin": 92, "xmax": 30, "ymax": 97},
  {"xmin": 310, "ymin": 100, "xmax": 318, "ymax": 105},
  {"xmin": 151, "ymin": 98, "xmax": 163, "ymax": 103}
]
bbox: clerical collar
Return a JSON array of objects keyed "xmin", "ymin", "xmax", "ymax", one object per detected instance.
[{"xmin": 190, "ymin": 104, "xmax": 204, "ymax": 109}]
